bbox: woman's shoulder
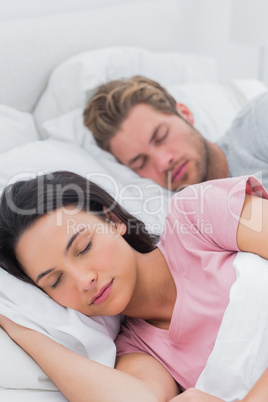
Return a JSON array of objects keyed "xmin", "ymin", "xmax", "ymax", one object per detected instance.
[{"xmin": 170, "ymin": 176, "xmax": 255, "ymax": 213}]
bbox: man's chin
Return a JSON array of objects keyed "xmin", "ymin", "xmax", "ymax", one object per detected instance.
[
  {"xmin": 168, "ymin": 176, "xmax": 193, "ymax": 192},
  {"xmin": 172, "ymin": 183, "xmax": 191, "ymax": 192},
  {"xmin": 162, "ymin": 180, "xmax": 188, "ymax": 192}
]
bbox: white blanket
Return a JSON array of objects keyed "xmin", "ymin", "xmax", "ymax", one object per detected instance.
[{"xmin": 196, "ymin": 252, "xmax": 268, "ymax": 401}]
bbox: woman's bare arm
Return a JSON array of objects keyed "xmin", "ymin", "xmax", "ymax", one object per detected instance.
[
  {"xmin": 237, "ymin": 194, "xmax": 268, "ymax": 259},
  {"xmin": 0, "ymin": 315, "xmax": 178, "ymax": 402},
  {"xmin": 241, "ymin": 368, "xmax": 268, "ymax": 402},
  {"xmin": 167, "ymin": 368, "xmax": 268, "ymax": 402},
  {"xmin": 116, "ymin": 353, "xmax": 179, "ymax": 400},
  {"xmin": 169, "ymin": 388, "xmax": 224, "ymax": 401}
]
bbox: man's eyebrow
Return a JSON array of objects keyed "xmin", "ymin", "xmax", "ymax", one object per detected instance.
[
  {"xmin": 35, "ymin": 231, "xmax": 81, "ymax": 284},
  {"xmin": 128, "ymin": 154, "xmax": 144, "ymax": 167},
  {"xmin": 149, "ymin": 124, "xmax": 162, "ymax": 144},
  {"xmin": 128, "ymin": 124, "xmax": 162, "ymax": 166}
]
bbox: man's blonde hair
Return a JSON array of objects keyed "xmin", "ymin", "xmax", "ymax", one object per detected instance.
[{"xmin": 83, "ymin": 75, "xmax": 178, "ymax": 151}]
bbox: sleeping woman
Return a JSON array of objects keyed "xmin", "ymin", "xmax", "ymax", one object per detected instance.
[{"xmin": 0, "ymin": 170, "xmax": 268, "ymax": 402}]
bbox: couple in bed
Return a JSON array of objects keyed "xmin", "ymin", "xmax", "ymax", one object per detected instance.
[{"xmin": 0, "ymin": 78, "xmax": 268, "ymax": 401}]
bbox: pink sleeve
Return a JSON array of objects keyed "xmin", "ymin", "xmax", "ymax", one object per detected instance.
[{"xmin": 115, "ymin": 320, "xmax": 148, "ymax": 357}]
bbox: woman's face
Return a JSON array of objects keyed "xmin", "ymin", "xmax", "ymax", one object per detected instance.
[{"xmin": 15, "ymin": 208, "xmax": 138, "ymax": 316}]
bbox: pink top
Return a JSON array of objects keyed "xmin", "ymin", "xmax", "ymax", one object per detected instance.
[{"xmin": 116, "ymin": 176, "xmax": 268, "ymax": 390}]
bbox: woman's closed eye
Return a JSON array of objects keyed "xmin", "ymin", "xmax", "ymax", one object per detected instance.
[
  {"xmin": 77, "ymin": 241, "xmax": 92, "ymax": 257},
  {"xmin": 51, "ymin": 273, "xmax": 63, "ymax": 289},
  {"xmin": 50, "ymin": 242, "xmax": 92, "ymax": 289}
]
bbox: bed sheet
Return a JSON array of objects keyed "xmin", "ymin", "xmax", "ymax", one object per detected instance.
[{"xmin": 0, "ymin": 389, "xmax": 66, "ymax": 402}]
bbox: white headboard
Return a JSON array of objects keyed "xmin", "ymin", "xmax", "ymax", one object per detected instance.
[{"xmin": 0, "ymin": 0, "xmax": 181, "ymax": 112}]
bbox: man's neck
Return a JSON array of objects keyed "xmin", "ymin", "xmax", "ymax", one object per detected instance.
[{"xmin": 207, "ymin": 142, "xmax": 229, "ymax": 181}]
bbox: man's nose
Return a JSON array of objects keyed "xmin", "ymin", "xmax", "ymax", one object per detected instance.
[{"xmin": 153, "ymin": 149, "xmax": 173, "ymax": 172}]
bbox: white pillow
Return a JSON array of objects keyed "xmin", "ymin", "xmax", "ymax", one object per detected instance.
[
  {"xmin": 34, "ymin": 46, "xmax": 218, "ymax": 137},
  {"xmin": 0, "ymin": 105, "xmax": 39, "ymax": 153},
  {"xmin": 167, "ymin": 80, "xmax": 267, "ymax": 141},
  {"xmin": 0, "ymin": 328, "xmax": 58, "ymax": 391},
  {"xmin": 0, "ymin": 269, "xmax": 120, "ymax": 392}
]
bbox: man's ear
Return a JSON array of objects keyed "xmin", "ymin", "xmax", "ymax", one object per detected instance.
[
  {"xmin": 103, "ymin": 207, "xmax": 127, "ymax": 235},
  {"xmin": 175, "ymin": 102, "xmax": 194, "ymax": 125}
]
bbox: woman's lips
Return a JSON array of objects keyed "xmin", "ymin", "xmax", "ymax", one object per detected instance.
[
  {"xmin": 90, "ymin": 280, "xmax": 113, "ymax": 305},
  {"xmin": 171, "ymin": 161, "xmax": 188, "ymax": 183}
]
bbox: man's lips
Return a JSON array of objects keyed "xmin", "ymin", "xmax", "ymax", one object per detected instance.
[
  {"xmin": 90, "ymin": 280, "xmax": 113, "ymax": 305},
  {"xmin": 171, "ymin": 161, "xmax": 188, "ymax": 183}
]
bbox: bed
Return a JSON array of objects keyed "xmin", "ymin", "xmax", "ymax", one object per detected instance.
[{"xmin": 0, "ymin": 0, "xmax": 267, "ymax": 400}]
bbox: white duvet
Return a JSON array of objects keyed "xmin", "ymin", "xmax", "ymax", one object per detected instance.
[{"xmin": 196, "ymin": 252, "xmax": 268, "ymax": 401}]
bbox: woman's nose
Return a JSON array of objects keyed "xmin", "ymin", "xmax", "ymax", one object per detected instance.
[
  {"xmin": 69, "ymin": 265, "xmax": 97, "ymax": 292},
  {"xmin": 78, "ymin": 274, "xmax": 97, "ymax": 292}
]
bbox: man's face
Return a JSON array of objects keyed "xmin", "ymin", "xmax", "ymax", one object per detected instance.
[{"xmin": 109, "ymin": 103, "xmax": 209, "ymax": 191}]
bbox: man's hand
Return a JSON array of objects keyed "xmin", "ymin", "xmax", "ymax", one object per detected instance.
[{"xmin": 169, "ymin": 388, "xmax": 225, "ymax": 402}]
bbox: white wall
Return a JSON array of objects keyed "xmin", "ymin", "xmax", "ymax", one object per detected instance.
[
  {"xmin": 176, "ymin": 0, "xmax": 260, "ymax": 82},
  {"xmin": 0, "ymin": 0, "xmax": 141, "ymax": 19},
  {"xmin": 0, "ymin": 0, "xmax": 267, "ymax": 86}
]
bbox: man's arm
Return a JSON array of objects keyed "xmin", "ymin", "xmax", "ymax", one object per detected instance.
[{"xmin": 0, "ymin": 315, "xmax": 179, "ymax": 402}]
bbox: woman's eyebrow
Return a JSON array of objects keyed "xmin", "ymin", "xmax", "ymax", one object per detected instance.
[
  {"xmin": 36, "ymin": 231, "xmax": 82, "ymax": 283},
  {"xmin": 36, "ymin": 268, "xmax": 55, "ymax": 284},
  {"xmin": 64, "ymin": 231, "xmax": 81, "ymax": 255}
]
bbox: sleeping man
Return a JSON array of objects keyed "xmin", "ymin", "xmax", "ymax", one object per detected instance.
[{"xmin": 83, "ymin": 75, "xmax": 268, "ymax": 191}]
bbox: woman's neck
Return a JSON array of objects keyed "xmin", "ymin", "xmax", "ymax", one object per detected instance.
[{"xmin": 122, "ymin": 248, "xmax": 177, "ymax": 329}]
